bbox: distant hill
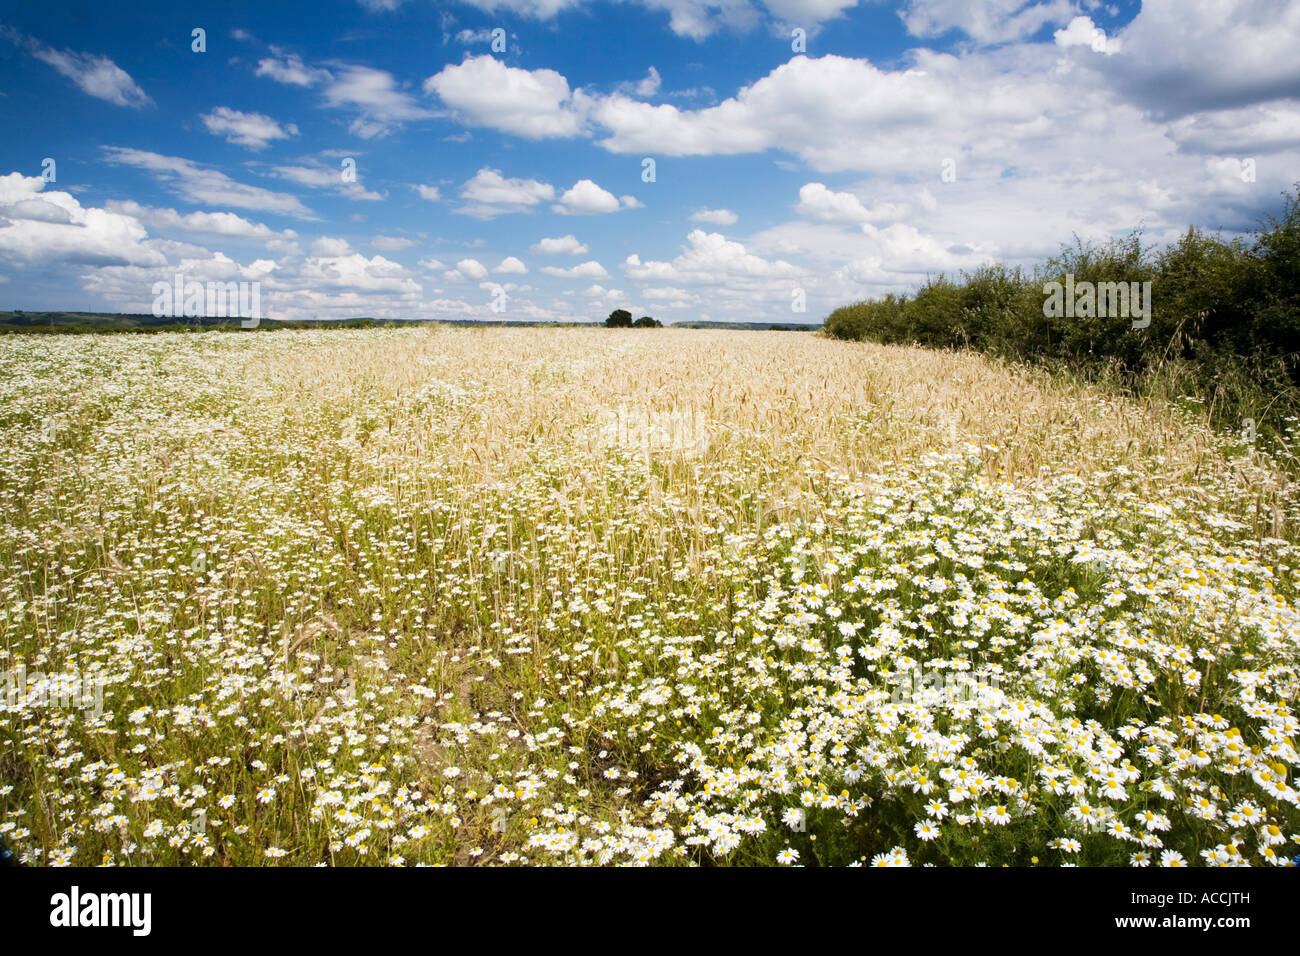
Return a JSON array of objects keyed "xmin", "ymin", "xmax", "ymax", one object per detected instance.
[
  {"xmin": 669, "ymin": 320, "xmax": 819, "ymax": 331},
  {"xmin": 0, "ymin": 311, "xmax": 821, "ymax": 334},
  {"xmin": 0, "ymin": 312, "xmax": 586, "ymax": 333}
]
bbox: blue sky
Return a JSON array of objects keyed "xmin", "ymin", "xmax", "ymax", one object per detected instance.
[{"xmin": 0, "ymin": 0, "xmax": 1297, "ymax": 324}]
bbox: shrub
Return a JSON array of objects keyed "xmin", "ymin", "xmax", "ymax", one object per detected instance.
[{"xmin": 823, "ymin": 294, "xmax": 909, "ymax": 344}]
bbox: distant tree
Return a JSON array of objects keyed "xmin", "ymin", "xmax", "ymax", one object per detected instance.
[
  {"xmin": 605, "ymin": 308, "xmax": 633, "ymax": 327},
  {"xmin": 633, "ymin": 315, "xmax": 661, "ymax": 328}
]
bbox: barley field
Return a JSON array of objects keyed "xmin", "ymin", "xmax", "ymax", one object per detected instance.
[{"xmin": 2, "ymin": 327, "xmax": 1298, "ymax": 867}]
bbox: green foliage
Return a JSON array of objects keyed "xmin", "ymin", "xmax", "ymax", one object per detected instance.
[
  {"xmin": 823, "ymin": 293, "xmax": 909, "ymax": 344},
  {"xmin": 906, "ymin": 275, "xmax": 966, "ymax": 348},
  {"xmin": 1250, "ymin": 189, "xmax": 1300, "ymax": 358},
  {"xmin": 605, "ymin": 309, "xmax": 633, "ymax": 328},
  {"xmin": 963, "ymin": 263, "xmax": 1045, "ymax": 356},
  {"xmin": 633, "ymin": 315, "xmax": 662, "ymax": 328},
  {"xmin": 1036, "ymin": 231, "xmax": 1155, "ymax": 365}
]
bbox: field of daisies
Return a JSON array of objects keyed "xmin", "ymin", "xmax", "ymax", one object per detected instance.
[{"xmin": 1, "ymin": 326, "xmax": 1298, "ymax": 867}]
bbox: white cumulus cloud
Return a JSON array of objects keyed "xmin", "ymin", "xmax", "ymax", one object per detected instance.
[
  {"xmin": 457, "ymin": 167, "xmax": 556, "ymax": 218},
  {"xmin": 540, "ymin": 260, "xmax": 609, "ymax": 279},
  {"xmin": 690, "ymin": 207, "xmax": 738, "ymax": 225},
  {"xmin": 794, "ymin": 183, "xmax": 871, "ymax": 223},
  {"xmin": 553, "ymin": 179, "xmax": 640, "ymax": 215},
  {"xmin": 495, "ymin": 256, "xmax": 529, "ymax": 274},
  {"xmin": 531, "ymin": 234, "xmax": 589, "ymax": 255},
  {"xmin": 425, "ymin": 55, "xmax": 588, "ymax": 139}
]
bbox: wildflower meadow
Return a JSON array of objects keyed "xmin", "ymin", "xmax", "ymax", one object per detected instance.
[{"xmin": 2, "ymin": 327, "xmax": 1297, "ymax": 867}]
